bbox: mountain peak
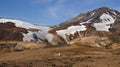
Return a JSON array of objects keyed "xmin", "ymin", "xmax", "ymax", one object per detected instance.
[
  {"xmin": 97, "ymin": 7, "xmax": 111, "ymax": 10},
  {"xmin": 52, "ymin": 7, "xmax": 120, "ymax": 45},
  {"xmin": 59, "ymin": 7, "xmax": 120, "ymax": 27},
  {"xmin": 93, "ymin": 7, "xmax": 115, "ymax": 14}
]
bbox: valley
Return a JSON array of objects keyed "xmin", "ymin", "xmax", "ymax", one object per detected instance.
[{"xmin": 0, "ymin": 7, "xmax": 120, "ymax": 67}]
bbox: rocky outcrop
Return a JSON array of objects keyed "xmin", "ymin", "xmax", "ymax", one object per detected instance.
[
  {"xmin": 38, "ymin": 39, "xmax": 49, "ymax": 47},
  {"xmin": 68, "ymin": 36, "xmax": 112, "ymax": 47},
  {"xmin": 67, "ymin": 38, "xmax": 81, "ymax": 45},
  {"xmin": 51, "ymin": 35, "xmax": 66, "ymax": 45},
  {"xmin": 14, "ymin": 45, "xmax": 24, "ymax": 51},
  {"xmin": 0, "ymin": 30, "xmax": 24, "ymax": 41},
  {"xmin": 68, "ymin": 36, "xmax": 101, "ymax": 47},
  {"xmin": 0, "ymin": 22, "xmax": 28, "ymax": 41},
  {"xmin": 0, "ymin": 22, "xmax": 28, "ymax": 33},
  {"xmin": 110, "ymin": 43, "xmax": 120, "ymax": 50},
  {"xmin": 0, "ymin": 43, "xmax": 24, "ymax": 53}
]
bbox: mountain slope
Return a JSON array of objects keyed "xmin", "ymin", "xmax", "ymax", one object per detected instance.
[
  {"xmin": 0, "ymin": 18, "xmax": 50, "ymax": 30},
  {"xmin": 59, "ymin": 7, "xmax": 120, "ymax": 27},
  {"xmin": 49, "ymin": 7, "xmax": 120, "ymax": 47},
  {"xmin": 0, "ymin": 7, "xmax": 120, "ymax": 48},
  {"xmin": 0, "ymin": 18, "xmax": 53, "ymax": 42}
]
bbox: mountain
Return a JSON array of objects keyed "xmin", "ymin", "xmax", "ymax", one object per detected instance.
[
  {"xmin": 49, "ymin": 7, "xmax": 120, "ymax": 47},
  {"xmin": 1, "ymin": 7, "xmax": 120, "ymax": 67},
  {"xmin": 0, "ymin": 7, "xmax": 120, "ymax": 48},
  {"xmin": 59, "ymin": 7, "xmax": 120, "ymax": 27},
  {"xmin": 0, "ymin": 18, "xmax": 53, "ymax": 42}
]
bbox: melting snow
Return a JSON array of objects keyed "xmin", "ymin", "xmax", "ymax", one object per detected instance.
[
  {"xmin": 56, "ymin": 25, "xmax": 87, "ymax": 41},
  {"xmin": 78, "ymin": 16, "xmax": 83, "ymax": 19},
  {"xmin": 112, "ymin": 11, "xmax": 117, "ymax": 15},
  {"xmin": 23, "ymin": 31, "xmax": 54, "ymax": 42},
  {"xmin": 93, "ymin": 13, "xmax": 115, "ymax": 31},
  {"xmin": 91, "ymin": 12, "xmax": 95, "ymax": 17},
  {"xmin": 0, "ymin": 18, "xmax": 53, "ymax": 42},
  {"xmin": 45, "ymin": 34, "xmax": 54, "ymax": 42},
  {"xmin": 38, "ymin": 31, "xmax": 54, "ymax": 42},
  {"xmin": 0, "ymin": 18, "xmax": 50, "ymax": 31},
  {"xmin": 80, "ymin": 18, "xmax": 93, "ymax": 25},
  {"xmin": 23, "ymin": 31, "xmax": 35, "ymax": 41}
]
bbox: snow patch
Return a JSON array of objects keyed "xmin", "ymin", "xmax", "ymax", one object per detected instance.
[
  {"xmin": 23, "ymin": 31, "xmax": 35, "ymax": 41},
  {"xmin": 45, "ymin": 34, "xmax": 54, "ymax": 42},
  {"xmin": 112, "ymin": 11, "xmax": 117, "ymax": 15},
  {"xmin": 0, "ymin": 18, "xmax": 54, "ymax": 43},
  {"xmin": 80, "ymin": 18, "xmax": 93, "ymax": 25},
  {"xmin": 38, "ymin": 31, "xmax": 54, "ymax": 42},
  {"xmin": 91, "ymin": 12, "xmax": 95, "ymax": 17},
  {"xmin": 0, "ymin": 18, "xmax": 50, "ymax": 31},
  {"xmin": 93, "ymin": 13, "xmax": 115, "ymax": 31},
  {"xmin": 56, "ymin": 25, "xmax": 87, "ymax": 41},
  {"xmin": 23, "ymin": 31, "xmax": 54, "ymax": 42}
]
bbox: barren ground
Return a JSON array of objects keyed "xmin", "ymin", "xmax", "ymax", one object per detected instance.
[{"xmin": 0, "ymin": 45, "xmax": 120, "ymax": 67}]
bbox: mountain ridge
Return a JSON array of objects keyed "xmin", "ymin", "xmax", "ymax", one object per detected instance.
[
  {"xmin": 59, "ymin": 7, "xmax": 120, "ymax": 27},
  {"xmin": 0, "ymin": 7, "xmax": 120, "ymax": 48},
  {"xmin": 48, "ymin": 7, "xmax": 120, "ymax": 47}
]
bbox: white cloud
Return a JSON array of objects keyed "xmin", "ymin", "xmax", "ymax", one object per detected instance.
[
  {"xmin": 46, "ymin": 0, "xmax": 106, "ymax": 18},
  {"xmin": 48, "ymin": 7, "xmax": 59, "ymax": 18},
  {"xmin": 31, "ymin": 0, "xmax": 112, "ymax": 20},
  {"xmin": 45, "ymin": 0, "xmax": 77, "ymax": 19}
]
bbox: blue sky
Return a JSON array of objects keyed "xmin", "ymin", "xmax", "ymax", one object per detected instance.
[{"xmin": 0, "ymin": 0, "xmax": 120, "ymax": 26}]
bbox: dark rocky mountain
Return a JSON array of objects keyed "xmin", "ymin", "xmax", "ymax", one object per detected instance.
[{"xmin": 0, "ymin": 22, "xmax": 28, "ymax": 41}]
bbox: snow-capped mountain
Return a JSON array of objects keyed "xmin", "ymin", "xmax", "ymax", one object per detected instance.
[
  {"xmin": 0, "ymin": 7, "xmax": 120, "ymax": 47},
  {"xmin": 50, "ymin": 7, "xmax": 120, "ymax": 44},
  {"xmin": 59, "ymin": 7, "xmax": 120, "ymax": 27},
  {"xmin": 0, "ymin": 18, "xmax": 54, "ymax": 42},
  {"xmin": 0, "ymin": 18, "xmax": 50, "ymax": 30}
]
